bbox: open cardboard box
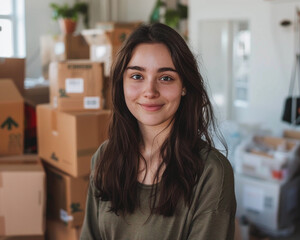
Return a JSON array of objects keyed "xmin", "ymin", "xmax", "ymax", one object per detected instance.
[
  {"xmin": 235, "ymin": 136, "xmax": 300, "ymax": 182},
  {"xmin": 0, "ymin": 79, "xmax": 24, "ymax": 156},
  {"xmin": 0, "ymin": 58, "xmax": 25, "ymax": 96}
]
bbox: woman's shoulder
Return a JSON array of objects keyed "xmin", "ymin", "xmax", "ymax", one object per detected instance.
[
  {"xmin": 199, "ymin": 147, "xmax": 233, "ymax": 179},
  {"xmin": 194, "ymin": 147, "xmax": 236, "ymax": 212},
  {"xmin": 91, "ymin": 140, "xmax": 109, "ymax": 170}
]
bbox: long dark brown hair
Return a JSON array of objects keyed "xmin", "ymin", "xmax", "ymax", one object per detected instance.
[{"xmin": 94, "ymin": 23, "xmax": 223, "ymax": 217}]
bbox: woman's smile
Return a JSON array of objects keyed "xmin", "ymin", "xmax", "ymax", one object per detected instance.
[{"xmin": 139, "ymin": 103, "xmax": 164, "ymax": 112}]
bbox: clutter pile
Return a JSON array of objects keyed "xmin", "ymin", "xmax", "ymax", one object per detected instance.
[{"xmin": 234, "ymin": 132, "xmax": 300, "ymax": 238}]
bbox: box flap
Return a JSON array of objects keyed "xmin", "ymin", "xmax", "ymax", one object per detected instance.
[
  {"xmin": 0, "ymin": 58, "xmax": 25, "ymax": 96},
  {"xmin": 0, "ymin": 79, "xmax": 23, "ymax": 103}
]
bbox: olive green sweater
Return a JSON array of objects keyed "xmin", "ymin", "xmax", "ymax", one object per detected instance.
[{"xmin": 80, "ymin": 143, "xmax": 236, "ymax": 240}]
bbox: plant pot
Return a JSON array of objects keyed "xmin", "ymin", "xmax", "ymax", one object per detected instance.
[{"xmin": 59, "ymin": 18, "xmax": 77, "ymax": 34}]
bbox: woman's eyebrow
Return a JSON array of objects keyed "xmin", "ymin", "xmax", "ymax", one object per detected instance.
[
  {"xmin": 126, "ymin": 66, "xmax": 145, "ymax": 71},
  {"xmin": 126, "ymin": 66, "xmax": 177, "ymax": 73},
  {"xmin": 157, "ymin": 67, "xmax": 177, "ymax": 73}
]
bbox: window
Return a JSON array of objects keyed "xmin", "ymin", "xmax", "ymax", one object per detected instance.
[
  {"xmin": 232, "ymin": 21, "xmax": 251, "ymax": 107},
  {"xmin": 0, "ymin": 0, "xmax": 25, "ymax": 57}
]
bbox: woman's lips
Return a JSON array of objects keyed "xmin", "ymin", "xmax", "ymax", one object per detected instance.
[{"xmin": 140, "ymin": 104, "xmax": 164, "ymax": 111}]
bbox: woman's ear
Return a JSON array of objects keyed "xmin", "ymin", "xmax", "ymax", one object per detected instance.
[{"xmin": 181, "ymin": 87, "xmax": 187, "ymax": 96}]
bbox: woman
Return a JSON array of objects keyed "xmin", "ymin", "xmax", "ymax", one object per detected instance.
[{"xmin": 81, "ymin": 23, "xmax": 236, "ymax": 240}]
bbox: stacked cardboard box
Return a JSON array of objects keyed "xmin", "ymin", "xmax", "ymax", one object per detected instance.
[
  {"xmin": 82, "ymin": 21, "xmax": 141, "ymax": 77},
  {"xmin": 0, "ymin": 80, "xmax": 24, "ymax": 156},
  {"xmin": 82, "ymin": 21, "xmax": 141, "ymax": 110},
  {"xmin": 40, "ymin": 34, "xmax": 90, "ymax": 80},
  {"xmin": 45, "ymin": 164, "xmax": 89, "ymax": 227},
  {"xmin": 0, "ymin": 155, "xmax": 46, "ymax": 238},
  {"xmin": 234, "ymin": 136, "xmax": 300, "ymax": 236},
  {"xmin": 49, "ymin": 61, "xmax": 105, "ymax": 112},
  {"xmin": 0, "ymin": 62, "xmax": 46, "ymax": 238},
  {"xmin": 37, "ymin": 58, "xmax": 111, "ymax": 238}
]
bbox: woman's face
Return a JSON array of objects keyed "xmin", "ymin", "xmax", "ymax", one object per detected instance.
[{"xmin": 123, "ymin": 43, "xmax": 185, "ymax": 129}]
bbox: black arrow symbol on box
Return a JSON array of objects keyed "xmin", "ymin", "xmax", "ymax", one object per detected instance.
[
  {"xmin": 70, "ymin": 203, "xmax": 83, "ymax": 213},
  {"xmin": 1, "ymin": 117, "xmax": 18, "ymax": 130},
  {"xmin": 51, "ymin": 152, "xmax": 58, "ymax": 161}
]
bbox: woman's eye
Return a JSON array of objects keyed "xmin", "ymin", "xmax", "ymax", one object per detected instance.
[
  {"xmin": 131, "ymin": 74, "xmax": 143, "ymax": 80},
  {"xmin": 160, "ymin": 76, "xmax": 173, "ymax": 81}
]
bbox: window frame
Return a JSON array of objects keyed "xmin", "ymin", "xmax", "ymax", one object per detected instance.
[{"xmin": 0, "ymin": 0, "xmax": 25, "ymax": 57}]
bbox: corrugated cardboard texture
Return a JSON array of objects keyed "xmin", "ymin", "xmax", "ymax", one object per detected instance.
[
  {"xmin": 45, "ymin": 164, "xmax": 89, "ymax": 227},
  {"xmin": 0, "ymin": 80, "xmax": 24, "ymax": 156},
  {"xmin": 49, "ymin": 61, "xmax": 104, "ymax": 111},
  {"xmin": 0, "ymin": 58, "xmax": 25, "ymax": 96},
  {"xmin": 0, "ymin": 160, "xmax": 45, "ymax": 236},
  {"xmin": 37, "ymin": 104, "xmax": 110, "ymax": 177}
]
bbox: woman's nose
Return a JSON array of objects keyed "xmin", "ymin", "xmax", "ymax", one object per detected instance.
[{"xmin": 143, "ymin": 79, "xmax": 159, "ymax": 98}]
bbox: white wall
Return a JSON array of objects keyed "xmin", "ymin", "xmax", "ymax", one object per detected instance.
[
  {"xmin": 189, "ymin": 0, "xmax": 300, "ymax": 133},
  {"xmin": 117, "ymin": 0, "xmax": 156, "ymax": 22},
  {"xmin": 24, "ymin": 0, "xmax": 103, "ymax": 78}
]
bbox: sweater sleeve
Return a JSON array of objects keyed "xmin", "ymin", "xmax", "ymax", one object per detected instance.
[
  {"xmin": 187, "ymin": 150, "xmax": 236, "ymax": 240},
  {"xmin": 80, "ymin": 146, "xmax": 103, "ymax": 240}
]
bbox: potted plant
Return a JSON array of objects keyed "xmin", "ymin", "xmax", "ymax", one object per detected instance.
[{"xmin": 50, "ymin": 2, "xmax": 89, "ymax": 34}]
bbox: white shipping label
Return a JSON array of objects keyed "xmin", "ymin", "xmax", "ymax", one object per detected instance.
[
  {"xmin": 60, "ymin": 209, "xmax": 74, "ymax": 222},
  {"xmin": 243, "ymin": 185, "xmax": 264, "ymax": 213},
  {"xmin": 54, "ymin": 42, "xmax": 65, "ymax": 55},
  {"xmin": 65, "ymin": 78, "xmax": 84, "ymax": 93},
  {"xmin": 84, "ymin": 97, "xmax": 100, "ymax": 109}
]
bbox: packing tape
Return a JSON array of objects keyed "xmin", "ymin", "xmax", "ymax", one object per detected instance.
[
  {"xmin": 77, "ymin": 148, "xmax": 97, "ymax": 157},
  {"xmin": 0, "ymin": 216, "xmax": 5, "ymax": 235}
]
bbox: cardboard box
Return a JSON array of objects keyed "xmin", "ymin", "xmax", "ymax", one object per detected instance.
[
  {"xmin": 0, "ymin": 236, "xmax": 44, "ymax": 240},
  {"xmin": 46, "ymin": 220, "xmax": 81, "ymax": 240},
  {"xmin": 0, "ymin": 58, "xmax": 25, "ymax": 96},
  {"xmin": 81, "ymin": 29, "xmax": 112, "ymax": 77},
  {"xmin": 284, "ymin": 130, "xmax": 300, "ymax": 141},
  {"xmin": 234, "ymin": 136, "xmax": 300, "ymax": 182},
  {"xmin": 45, "ymin": 164, "xmax": 89, "ymax": 227},
  {"xmin": 235, "ymin": 173, "xmax": 300, "ymax": 232},
  {"xmin": 0, "ymin": 80, "xmax": 24, "ymax": 156},
  {"xmin": 37, "ymin": 104, "xmax": 110, "ymax": 177},
  {"xmin": 40, "ymin": 34, "xmax": 90, "ymax": 80},
  {"xmin": 24, "ymin": 80, "xmax": 49, "ymax": 107},
  {"xmin": 23, "ymin": 80, "xmax": 50, "ymax": 154},
  {"xmin": 82, "ymin": 21, "xmax": 141, "ymax": 77},
  {"xmin": 49, "ymin": 60, "xmax": 104, "ymax": 111},
  {"xmin": 0, "ymin": 155, "xmax": 46, "ymax": 236}
]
